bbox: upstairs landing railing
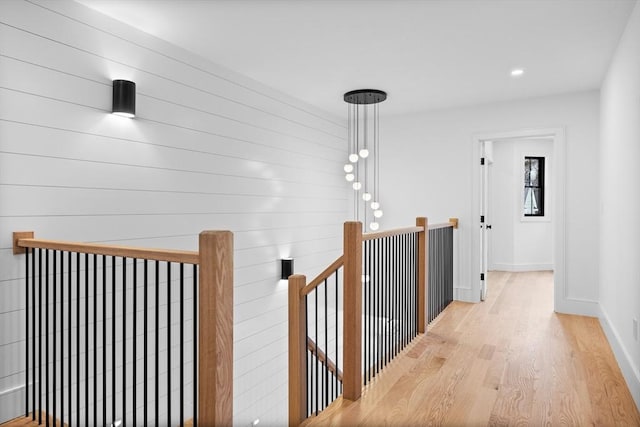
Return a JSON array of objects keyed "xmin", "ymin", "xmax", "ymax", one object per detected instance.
[
  {"xmin": 11, "ymin": 230, "xmax": 233, "ymax": 427},
  {"xmin": 428, "ymin": 219, "xmax": 457, "ymax": 322},
  {"xmin": 289, "ymin": 217, "xmax": 458, "ymax": 425}
]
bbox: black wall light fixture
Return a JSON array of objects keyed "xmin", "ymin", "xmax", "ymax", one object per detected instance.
[
  {"xmin": 280, "ymin": 258, "xmax": 294, "ymax": 280},
  {"xmin": 112, "ymin": 79, "xmax": 136, "ymax": 118}
]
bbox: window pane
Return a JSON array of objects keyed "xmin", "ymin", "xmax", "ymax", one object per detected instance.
[
  {"xmin": 524, "ymin": 188, "xmax": 533, "ymax": 215},
  {"xmin": 524, "ymin": 156, "xmax": 545, "ymax": 216},
  {"xmin": 530, "ymin": 159, "xmax": 539, "ymax": 186}
]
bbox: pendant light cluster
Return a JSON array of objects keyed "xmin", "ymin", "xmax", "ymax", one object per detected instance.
[{"xmin": 343, "ymin": 89, "xmax": 386, "ymax": 231}]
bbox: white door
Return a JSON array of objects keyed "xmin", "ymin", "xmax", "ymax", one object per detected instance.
[{"xmin": 479, "ymin": 141, "xmax": 492, "ymax": 300}]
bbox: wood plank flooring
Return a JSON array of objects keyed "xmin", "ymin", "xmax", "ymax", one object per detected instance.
[{"xmin": 303, "ymin": 271, "xmax": 640, "ymax": 426}]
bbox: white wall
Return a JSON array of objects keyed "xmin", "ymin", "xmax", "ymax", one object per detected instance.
[
  {"xmin": 0, "ymin": 0, "xmax": 347, "ymax": 424},
  {"xmin": 489, "ymin": 139, "xmax": 553, "ymax": 271},
  {"xmin": 599, "ymin": 0, "xmax": 640, "ymax": 409},
  {"xmin": 380, "ymin": 91, "xmax": 599, "ymax": 308}
]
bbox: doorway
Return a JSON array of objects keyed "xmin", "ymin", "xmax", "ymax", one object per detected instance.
[
  {"xmin": 472, "ymin": 128, "xmax": 566, "ymax": 310},
  {"xmin": 486, "ymin": 138, "xmax": 554, "ymax": 273}
]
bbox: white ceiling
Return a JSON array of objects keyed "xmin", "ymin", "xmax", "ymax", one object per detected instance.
[{"xmin": 76, "ymin": 0, "xmax": 636, "ymax": 117}]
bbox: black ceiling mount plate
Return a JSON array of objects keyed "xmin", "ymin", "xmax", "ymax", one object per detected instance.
[{"xmin": 343, "ymin": 89, "xmax": 387, "ymax": 105}]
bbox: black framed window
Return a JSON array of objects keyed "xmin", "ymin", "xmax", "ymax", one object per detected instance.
[{"xmin": 524, "ymin": 156, "xmax": 545, "ymax": 216}]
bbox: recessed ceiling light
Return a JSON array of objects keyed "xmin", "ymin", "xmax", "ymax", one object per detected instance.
[{"xmin": 511, "ymin": 68, "xmax": 525, "ymax": 77}]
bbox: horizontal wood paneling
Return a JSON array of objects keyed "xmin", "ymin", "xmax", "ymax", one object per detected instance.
[{"xmin": 0, "ymin": 0, "xmax": 347, "ymax": 424}]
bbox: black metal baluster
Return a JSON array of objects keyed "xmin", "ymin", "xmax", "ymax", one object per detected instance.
[
  {"xmin": 324, "ymin": 278, "xmax": 328, "ymax": 409},
  {"xmin": 449, "ymin": 227, "xmax": 453, "ymax": 307},
  {"xmin": 133, "ymin": 259, "xmax": 138, "ymax": 426},
  {"xmin": 363, "ymin": 241, "xmax": 367, "ymax": 386},
  {"xmin": 167, "ymin": 262, "xmax": 172, "ymax": 426},
  {"xmin": 144, "ymin": 259, "xmax": 148, "ymax": 427},
  {"xmin": 53, "ymin": 251, "xmax": 57, "ymax": 427},
  {"xmin": 36, "ymin": 249, "xmax": 41, "ymax": 425},
  {"xmin": 76, "ymin": 252, "xmax": 80, "ymax": 427},
  {"xmin": 399, "ymin": 235, "xmax": 403, "ymax": 352},
  {"xmin": 377, "ymin": 239, "xmax": 381, "ymax": 375},
  {"xmin": 193, "ymin": 263, "xmax": 198, "ymax": 427},
  {"xmin": 180, "ymin": 263, "xmax": 184, "ymax": 427},
  {"xmin": 365, "ymin": 240, "xmax": 370, "ymax": 384},
  {"xmin": 432, "ymin": 229, "xmax": 435, "ymax": 321},
  {"xmin": 416, "ymin": 232, "xmax": 419, "ymax": 333},
  {"xmin": 123, "ymin": 257, "xmax": 127, "ymax": 427},
  {"xmin": 93, "ymin": 253, "xmax": 97, "ymax": 427},
  {"xmin": 45, "ymin": 250, "xmax": 49, "ymax": 427},
  {"xmin": 386, "ymin": 236, "xmax": 391, "ymax": 365},
  {"xmin": 412, "ymin": 234, "xmax": 416, "ymax": 338},
  {"xmin": 399, "ymin": 235, "xmax": 404, "ymax": 350},
  {"xmin": 439, "ymin": 229, "xmax": 443, "ymax": 315},
  {"xmin": 60, "ymin": 252, "xmax": 64, "ymax": 426},
  {"xmin": 400, "ymin": 235, "xmax": 405, "ymax": 352},
  {"xmin": 85, "ymin": 252, "xmax": 89, "ymax": 427},
  {"xmin": 427, "ymin": 230, "xmax": 431, "ymax": 322},
  {"xmin": 403, "ymin": 234, "xmax": 407, "ymax": 348},
  {"xmin": 31, "ymin": 248, "xmax": 36, "ymax": 421},
  {"xmin": 102, "ymin": 255, "xmax": 107, "ymax": 427},
  {"xmin": 112, "ymin": 255, "xmax": 116, "ymax": 425},
  {"xmin": 315, "ymin": 288, "xmax": 318, "ymax": 416},
  {"xmin": 155, "ymin": 261, "xmax": 159, "ymax": 424},
  {"xmin": 394, "ymin": 235, "xmax": 399, "ymax": 357},
  {"xmin": 305, "ymin": 295, "xmax": 309, "ymax": 417},
  {"xmin": 381, "ymin": 237, "xmax": 385, "ymax": 365},
  {"xmin": 68, "ymin": 252, "xmax": 72, "ymax": 427},
  {"xmin": 374, "ymin": 239, "xmax": 384, "ymax": 375},
  {"xmin": 393, "ymin": 236, "xmax": 402, "ymax": 358},
  {"xmin": 334, "ymin": 270, "xmax": 338, "ymax": 398},
  {"xmin": 25, "ymin": 247, "xmax": 29, "ymax": 418},
  {"xmin": 403, "ymin": 235, "xmax": 406, "ymax": 345},
  {"xmin": 436, "ymin": 229, "xmax": 440, "ymax": 317},
  {"xmin": 388, "ymin": 237, "xmax": 393, "ymax": 360}
]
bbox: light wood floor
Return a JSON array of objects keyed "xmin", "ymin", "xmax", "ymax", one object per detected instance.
[{"xmin": 304, "ymin": 271, "xmax": 640, "ymax": 426}]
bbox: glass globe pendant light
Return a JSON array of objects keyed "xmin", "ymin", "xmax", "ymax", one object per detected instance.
[{"xmin": 344, "ymin": 89, "xmax": 387, "ymax": 228}]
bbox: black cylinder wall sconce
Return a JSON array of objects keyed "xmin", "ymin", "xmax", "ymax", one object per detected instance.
[
  {"xmin": 112, "ymin": 79, "xmax": 136, "ymax": 118},
  {"xmin": 281, "ymin": 258, "xmax": 294, "ymax": 280}
]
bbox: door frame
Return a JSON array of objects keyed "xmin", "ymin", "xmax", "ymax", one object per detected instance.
[{"xmin": 471, "ymin": 127, "xmax": 565, "ymax": 311}]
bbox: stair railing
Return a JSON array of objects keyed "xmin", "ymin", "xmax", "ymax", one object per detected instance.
[
  {"xmin": 428, "ymin": 219, "xmax": 458, "ymax": 322},
  {"xmin": 289, "ymin": 217, "xmax": 458, "ymax": 425},
  {"xmin": 12, "ymin": 230, "xmax": 233, "ymax": 427}
]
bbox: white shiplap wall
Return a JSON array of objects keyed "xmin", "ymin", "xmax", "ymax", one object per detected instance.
[{"xmin": 0, "ymin": 0, "xmax": 347, "ymax": 424}]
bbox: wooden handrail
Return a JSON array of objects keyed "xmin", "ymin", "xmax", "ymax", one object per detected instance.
[
  {"xmin": 428, "ymin": 223, "xmax": 454, "ymax": 230},
  {"xmin": 307, "ymin": 337, "xmax": 343, "ymax": 381},
  {"xmin": 13, "ymin": 232, "xmax": 199, "ymax": 264},
  {"xmin": 300, "ymin": 255, "xmax": 344, "ymax": 296},
  {"xmin": 362, "ymin": 226, "xmax": 424, "ymax": 241},
  {"xmin": 429, "ymin": 218, "xmax": 459, "ymax": 230}
]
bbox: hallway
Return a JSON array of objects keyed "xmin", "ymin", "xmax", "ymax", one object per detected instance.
[{"xmin": 304, "ymin": 271, "xmax": 640, "ymax": 426}]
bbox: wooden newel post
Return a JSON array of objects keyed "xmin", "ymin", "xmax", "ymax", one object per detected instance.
[
  {"xmin": 199, "ymin": 231, "xmax": 234, "ymax": 427},
  {"xmin": 416, "ymin": 217, "xmax": 428, "ymax": 334},
  {"xmin": 288, "ymin": 274, "xmax": 307, "ymax": 426},
  {"xmin": 343, "ymin": 221, "xmax": 362, "ymax": 401}
]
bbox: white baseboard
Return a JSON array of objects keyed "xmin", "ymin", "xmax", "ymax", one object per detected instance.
[
  {"xmin": 489, "ymin": 263, "xmax": 553, "ymax": 272},
  {"xmin": 555, "ymin": 297, "xmax": 600, "ymax": 317},
  {"xmin": 0, "ymin": 384, "xmax": 24, "ymax": 423},
  {"xmin": 454, "ymin": 286, "xmax": 477, "ymax": 303},
  {"xmin": 599, "ymin": 306, "xmax": 640, "ymax": 411}
]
